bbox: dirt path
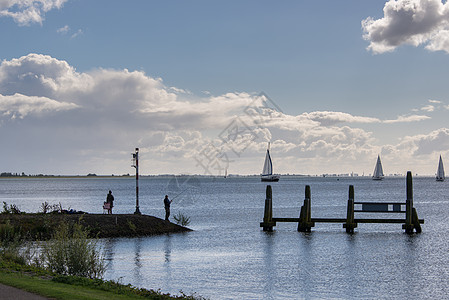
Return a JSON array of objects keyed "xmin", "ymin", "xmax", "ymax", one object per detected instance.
[{"xmin": 0, "ymin": 283, "xmax": 49, "ymax": 299}]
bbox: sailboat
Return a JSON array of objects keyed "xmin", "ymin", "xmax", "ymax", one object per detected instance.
[
  {"xmin": 261, "ymin": 143, "xmax": 280, "ymax": 182},
  {"xmin": 372, "ymin": 154, "xmax": 384, "ymax": 180},
  {"xmin": 436, "ymin": 155, "xmax": 445, "ymax": 182}
]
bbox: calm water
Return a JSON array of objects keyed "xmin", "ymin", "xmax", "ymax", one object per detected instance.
[{"xmin": 1, "ymin": 176, "xmax": 448, "ymax": 299}]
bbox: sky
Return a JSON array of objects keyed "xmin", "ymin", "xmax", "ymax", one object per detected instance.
[{"xmin": 1, "ymin": 0, "xmax": 449, "ymax": 176}]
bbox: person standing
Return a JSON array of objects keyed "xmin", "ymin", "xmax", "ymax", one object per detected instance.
[
  {"xmin": 106, "ymin": 190, "xmax": 114, "ymax": 214},
  {"xmin": 164, "ymin": 195, "xmax": 172, "ymax": 221}
]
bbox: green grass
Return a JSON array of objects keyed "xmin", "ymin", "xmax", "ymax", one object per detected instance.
[
  {"xmin": 0, "ymin": 271, "xmax": 144, "ymax": 299},
  {"xmin": 0, "ymin": 264, "xmax": 204, "ymax": 300}
]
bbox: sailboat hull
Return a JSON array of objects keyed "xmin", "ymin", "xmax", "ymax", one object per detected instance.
[
  {"xmin": 261, "ymin": 176, "xmax": 280, "ymax": 182},
  {"xmin": 436, "ymin": 177, "xmax": 444, "ymax": 182}
]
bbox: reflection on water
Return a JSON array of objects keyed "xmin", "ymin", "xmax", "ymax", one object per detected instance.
[
  {"xmin": 262, "ymin": 232, "xmax": 274, "ymax": 299},
  {"xmin": 2, "ymin": 176, "xmax": 449, "ymax": 299},
  {"xmin": 133, "ymin": 238, "xmax": 143, "ymax": 287}
]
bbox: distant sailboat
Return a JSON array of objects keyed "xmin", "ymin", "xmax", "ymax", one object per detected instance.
[
  {"xmin": 372, "ymin": 155, "xmax": 384, "ymax": 180},
  {"xmin": 261, "ymin": 143, "xmax": 280, "ymax": 182},
  {"xmin": 436, "ymin": 155, "xmax": 445, "ymax": 182}
]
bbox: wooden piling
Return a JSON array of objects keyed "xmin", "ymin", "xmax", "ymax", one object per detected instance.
[
  {"xmin": 298, "ymin": 185, "xmax": 314, "ymax": 232},
  {"xmin": 343, "ymin": 185, "xmax": 357, "ymax": 233},
  {"xmin": 403, "ymin": 171, "xmax": 415, "ymax": 234},
  {"xmin": 262, "ymin": 171, "xmax": 424, "ymax": 233},
  {"xmin": 261, "ymin": 185, "xmax": 276, "ymax": 231}
]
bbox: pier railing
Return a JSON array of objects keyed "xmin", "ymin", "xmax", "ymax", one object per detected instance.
[{"xmin": 260, "ymin": 171, "xmax": 424, "ymax": 234}]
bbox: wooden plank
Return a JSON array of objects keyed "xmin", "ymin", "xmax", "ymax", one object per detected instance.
[
  {"xmin": 273, "ymin": 217, "xmax": 424, "ymax": 224},
  {"xmin": 273, "ymin": 217, "xmax": 300, "ymax": 222},
  {"xmin": 354, "ymin": 202, "xmax": 405, "ymax": 205},
  {"xmin": 354, "ymin": 210, "xmax": 405, "ymax": 213},
  {"xmin": 354, "ymin": 218, "xmax": 424, "ymax": 224},
  {"xmin": 362, "ymin": 203, "xmax": 388, "ymax": 212}
]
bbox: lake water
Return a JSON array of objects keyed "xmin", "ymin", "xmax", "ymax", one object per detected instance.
[{"xmin": 1, "ymin": 175, "xmax": 448, "ymax": 299}]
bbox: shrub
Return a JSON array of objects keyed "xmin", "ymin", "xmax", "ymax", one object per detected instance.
[
  {"xmin": 173, "ymin": 212, "xmax": 191, "ymax": 227},
  {"xmin": 40, "ymin": 202, "xmax": 51, "ymax": 214},
  {"xmin": 41, "ymin": 222, "xmax": 105, "ymax": 278},
  {"xmin": 1, "ymin": 202, "xmax": 22, "ymax": 214},
  {"xmin": 0, "ymin": 221, "xmax": 34, "ymax": 266}
]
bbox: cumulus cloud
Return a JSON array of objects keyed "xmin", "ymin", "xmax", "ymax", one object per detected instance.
[
  {"xmin": 399, "ymin": 128, "xmax": 449, "ymax": 155},
  {"xmin": 0, "ymin": 93, "xmax": 77, "ymax": 119},
  {"xmin": 0, "ymin": 53, "xmax": 445, "ymax": 175},
  {"xmin": 362, "ymin": 0, "xmax": 449, "ymax": 54},
  {"xmin": 0, "ymin": 0, "xmax": 67, "ymax": 26}
]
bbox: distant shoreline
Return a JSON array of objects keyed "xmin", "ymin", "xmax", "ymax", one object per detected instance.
[{"xmin": 0, "ymin": 174, "xmax": 436, "ymax": 178}]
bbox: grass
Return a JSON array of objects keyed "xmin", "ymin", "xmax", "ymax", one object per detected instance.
[
  {"xmin": 0, "ymin": 271, "xmax": 143, "ymax": 299},
  {"xmin": 0, "ymin": 260, "xmax": 205, "ymax": 300}
]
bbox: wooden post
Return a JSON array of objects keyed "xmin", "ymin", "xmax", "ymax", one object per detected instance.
[
  {"xmin": 261, "ymin": 185, "xmax": 275, "ymax": 231},
  {"xmin": 298, "ymin": 185, "xmax": 314, "ymax": 232},
  {"xmin": 404, "ymin": 171, "xmax": 414, "ymax": 233},
  {"xmin": 344, "ymin": 185, "xmax": 357, "ymax": 233},
  {"xmin": 412, "ymin": 208, "xmax": 422, "ymax": 233}
]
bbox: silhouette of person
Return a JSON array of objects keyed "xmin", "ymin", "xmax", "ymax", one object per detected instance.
[
  {"xmin": 164, "ymin": 195, "xmax": 172, "ymax": 221},
  {"xmin": 106, "ymin": 190, "xmax": 114, "ymax": 214}
]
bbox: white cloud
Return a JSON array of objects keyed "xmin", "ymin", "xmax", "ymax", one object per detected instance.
[
  {"xmin": 0, "ymin": 53, "xmax": 445, "ymax": 175},
  {"xmin": 362, "ymin": 0, "xmax": 449, "ymax": 54},
  {"xmin": 399, "ymin": 128, "xmax": 449, "ymax": 155},
  {"xmin": 0, "ymin": 0, "xmax": 67, "ymax": 26},
  {"xmin": 0, "ymin": 93, "xmax": 78, "ymax": 119},
  {"xmin": 384, "ymin": 114, "xmax": 431, "ymax": 123},
  {"xmin": 421, "ymin": 104, "xmax": 435, "ymax": 112},
  {"xmin": 428, "ymin": 99, "xmax": 442, "ymax": 104},
  {"xmin": 57, "ymin": 25, "xmax": 69, "ymax": 34},
  {"xmin": 303, "ymin": 111, "xmax": 380, "ymax": 126},
  {"xmin": 70, "ymin": 29, "xmax": 83, "ymax": 39}
]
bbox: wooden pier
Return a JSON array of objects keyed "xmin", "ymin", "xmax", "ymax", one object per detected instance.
[{"xmin": 260, "ymin": 171, "xmax": 424, "ymax": 234}]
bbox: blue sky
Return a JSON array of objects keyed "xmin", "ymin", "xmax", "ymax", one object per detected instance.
[{"xmin": 1, "ymin": 0, "xmax": 449, "ymax": 176}]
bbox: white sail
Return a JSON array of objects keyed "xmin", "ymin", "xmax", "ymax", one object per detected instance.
[
  {"xmin": 436, "ymin": 155, "xmax": 445, "ymax": 181},
  {"xmin": 372, "ymin": 155, "xmax": 384, "ymax": 180},
  {"xmin": 261, "ymin": 143, "xmax": 279, "ymax": 182},
  {"xmin": 262, "ymin": 150, "xmax": 273, "ymax": 176}
]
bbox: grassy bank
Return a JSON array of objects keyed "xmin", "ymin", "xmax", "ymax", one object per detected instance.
[
  {"xmin": 0, "ymin": 212, "xmax": 200, "ymax": 299},
  {"xmin": 0, "ymin": 261, "xmax": 204, "ymax": 299},
  {"xmin": 0, "ymin": 213, "xmax": 191, "ymax": 240}
]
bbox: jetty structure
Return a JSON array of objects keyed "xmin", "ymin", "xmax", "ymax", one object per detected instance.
[{"xmin": 261, "ymin": 171, "xmax": 423, "ymax": 234}]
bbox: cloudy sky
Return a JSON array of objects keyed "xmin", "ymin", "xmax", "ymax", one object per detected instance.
[{"xmin": 1, "ymin": 0, "xmax": 449, "ymax": 176}]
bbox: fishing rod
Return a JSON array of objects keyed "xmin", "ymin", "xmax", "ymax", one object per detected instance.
[{"xmin": 169, "ymin": 189, "xmax": 187, "ymax": 202}]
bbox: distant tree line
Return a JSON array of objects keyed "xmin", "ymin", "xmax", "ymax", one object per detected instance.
[{"xmin": 0, "ymin": 172, "xmax": 55, "ymax": 177}]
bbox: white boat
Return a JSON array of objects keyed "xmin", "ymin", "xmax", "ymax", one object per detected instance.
[
  {"xmin": 372, "ymin": 155, "xmax": 384, "ymax": 180},
  {"xmin": 261, "ymin": 143, "xmax": 280, "ymax": 182},
  {"xmin": 436, "ymin": 155, "xmax": 445, "ymax": 182}
]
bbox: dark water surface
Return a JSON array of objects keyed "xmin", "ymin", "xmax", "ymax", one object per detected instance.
[{"xmin": 1, "ymin": 176, "xmax": 448, "ymax": 299}]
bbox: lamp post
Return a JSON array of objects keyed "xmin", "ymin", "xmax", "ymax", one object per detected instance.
[{"xmin": 132, "ymin": 148, "xmax": 141, "ymax": 215}]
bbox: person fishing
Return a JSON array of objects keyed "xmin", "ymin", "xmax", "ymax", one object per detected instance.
[
  {"xmin": 164, "ymin": 195, "xmax": 172, "ymax": 221},
  {"xmin": 106, "ymin": 190, "xmax": 114, "ymax": 214}
]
